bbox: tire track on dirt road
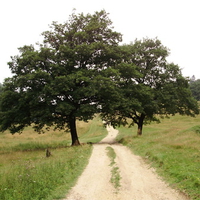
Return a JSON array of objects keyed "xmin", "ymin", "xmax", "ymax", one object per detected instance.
[{"xmin": 64, "ymin": 126, "xmax": 188, "ymax": 200}]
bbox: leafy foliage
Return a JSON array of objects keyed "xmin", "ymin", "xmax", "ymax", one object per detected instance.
[
  {"xmin": 0, "ymin": 11, "xmax": 198, "ymax": 141},
  {"xmin": 0, "ymin": 10, "xmax": 122, "ymax": 145},
  {"xmin": 101, "ymin": 38, "xmax": 199, "ymax": 135}
]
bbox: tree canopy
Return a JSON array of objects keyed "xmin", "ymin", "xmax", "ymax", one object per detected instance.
[
  {"xmin": 0, "ymin": 11, "xmax": 199, "ymax": 144},
  {"xmin": 0, "ymin": 10, "xmax": 122, "ymax": 145},
  {"xmin": 100, "ymin": 38, "xmax": 199, "ymax": 135}
]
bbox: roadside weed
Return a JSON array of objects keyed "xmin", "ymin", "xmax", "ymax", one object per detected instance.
[{"xmin": 106, "ymin": 146, "xmax": 121, "ymax": 190}]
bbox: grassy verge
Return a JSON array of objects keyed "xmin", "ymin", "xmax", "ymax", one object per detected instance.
[
  {"xmin": 117, "ymin": 114, "xmax": 200, "ymax": 200},
  {"xmin": 0, "ymin": 146, "xmax": 91, "ymax": 200},
  {"xmin": 0, "ymin": 116, "xmax": 106, "ymax": 200},
  {"xmin": 106, "ymin": 146, "xmax": 121, "ymax": 190}
]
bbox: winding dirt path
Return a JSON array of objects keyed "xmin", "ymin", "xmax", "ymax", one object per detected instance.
[{"xmin": 64, "ymin": 126, "xmax": 188, "ymax": 200}]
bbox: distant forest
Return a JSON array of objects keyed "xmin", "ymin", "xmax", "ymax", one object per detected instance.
[{"xmin": 190, "ymin": 76, "xmax": 200, "ymax": 101}]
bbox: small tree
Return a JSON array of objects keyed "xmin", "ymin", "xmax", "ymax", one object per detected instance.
[
  {"xmin": 101, "ymin": 38, "xmax": 199, "ymax": 135},
  {"xmin": 0, "ymin": 10, "xmax": 122, "ymax": 145}
]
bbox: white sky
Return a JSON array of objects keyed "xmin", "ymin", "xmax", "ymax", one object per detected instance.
[{"xmin": 1, "ymin": 0, "xmax": 199, "ymax": 83}]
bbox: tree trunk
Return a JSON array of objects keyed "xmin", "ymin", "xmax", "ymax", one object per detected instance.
[
  {"xmin": 137, "ymin": 113, "xmax": 145, "ymax": 136},
  {"xmin": 69, "ymin": 115, "xmax": 80, "ymax": 146}
]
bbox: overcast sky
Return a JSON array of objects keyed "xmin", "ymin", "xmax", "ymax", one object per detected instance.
[{"xmin": 1, "ymin": 0, "xmax": 199, "ymax": 83}]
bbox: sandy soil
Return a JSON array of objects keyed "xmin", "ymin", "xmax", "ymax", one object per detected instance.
[{"xmin": 64, "ymin": 126, "xmax": 188, "ymax": 200}]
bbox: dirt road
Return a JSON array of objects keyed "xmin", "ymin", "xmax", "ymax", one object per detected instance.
[{"xmin": 64, "ymin": 126, "xmax": 187, "ymax": 200}]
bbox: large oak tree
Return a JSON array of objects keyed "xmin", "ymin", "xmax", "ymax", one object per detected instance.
[
  {"xmin": 0, "ymin": 10, "xmax": 122, "ymax": 145},
  {"xmin": 101, "ymin": 38, "xmax": 199, "ymax": 135}
]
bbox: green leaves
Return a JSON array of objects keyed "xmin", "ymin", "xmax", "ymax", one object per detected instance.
[
  {"xmin": 0, "ymin": 9, "xmax": 198, "ymax": 141},
  {"xmin": 0, "ymin": 10, "xmax": 122, "ymax": 144},
  {"xmin": 100, "ymin": 38, "xmax": 199, "ymax": 135}
]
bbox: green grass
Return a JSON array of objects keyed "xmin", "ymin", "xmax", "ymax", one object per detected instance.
[
  {"xmin": 1, "ymin": 114, "xmax": 200, "ymax": 199},
  {"xmin": 79, "ymin": 116, "xmax": 108, "ymax": 144},
  {"xmin": 0, "ymin": 146, "xmax": 91, "ymax": 200},
  {"xmin": 0, "ymin": 116, "xmax": 107, "ymax": 153},
  {"xmin": 0, "ymin": 116, "xmax": 107, "ymax": 200},
  {"xmin": 106, "ymin": 146, "xmax": 121, "ymax": 190},
  {"xmin": 117, "ymin": 114, "xmax": 200, "ymax": 200}
]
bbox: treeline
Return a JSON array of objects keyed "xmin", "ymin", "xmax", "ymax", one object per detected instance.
[{"xmin": 189, "ymin": 76, "xmax": 200, "ymax": 101}]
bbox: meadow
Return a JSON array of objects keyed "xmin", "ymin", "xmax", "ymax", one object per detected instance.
[
  {"xmin": 0, "ymin": 116, "xmax": 107, "ymax": 200},
  {"xmin": 0, "ymin": 114, "xmax": 200, "ymax": 199},
  {"xmin": 117, "ymin": 114, "xmax": 200, "ymax": 200}
]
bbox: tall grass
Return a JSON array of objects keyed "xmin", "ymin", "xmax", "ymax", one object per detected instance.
[
  {"xmin": 0, "ymin": 146, "xmax": 91, "ymax": 200},
  {"xmin": 0, "ymin": 116, "xmax": 107, "ymax": 200},
  {"xmin": 117, "ymin": 114, "xmax": 200, "ymax": 200}
]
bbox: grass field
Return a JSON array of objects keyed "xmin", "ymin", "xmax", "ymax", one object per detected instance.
[
  {"xmin": 0, "ymin": 116, "xmax": 107, "ymax": 200},
  {"xmin": 1, "ymin": 114, "xmax": 200, "ymax": 199},
  {"xmin": 117, "ymin": 114, "xmax": 200, "ymax": 200}
]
